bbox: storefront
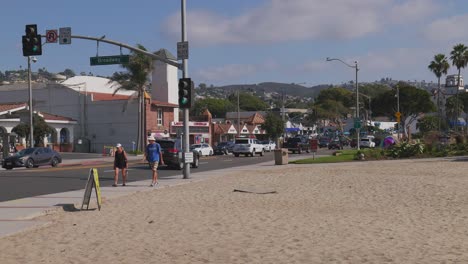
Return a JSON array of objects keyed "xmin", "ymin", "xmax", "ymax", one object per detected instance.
[{"xmin": 170, "ymin": 121, "xmax": 211, "ymax": 145}]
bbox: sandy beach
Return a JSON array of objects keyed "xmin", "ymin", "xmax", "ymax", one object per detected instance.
[{"xmin": 1, "ymin": 158, "xmax": 468, "ymax": 263}]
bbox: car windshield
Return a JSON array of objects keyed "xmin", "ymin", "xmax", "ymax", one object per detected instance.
[
  {"xmin": 191, "ymin": 144, "xmax": 201, "ymax": 149},
  {"xmin": 235, "ymin": 139, "xmax": 249, "ymax": 144},
  {"xmin": 16, "ymin": 148, "xmax": 35, "ymax": 156},
  {"xmin": 361, "ymin": 139, "xmax": 369, "ymax": 142},
  {"xmin": 217, "ymin": 142, "xmax": 227, "ymax": 146},
  {"xmin": 260, "ymin": 140, "xmax": 269, "ymax": 144}
]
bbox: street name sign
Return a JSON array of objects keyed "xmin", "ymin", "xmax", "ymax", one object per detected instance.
[
  {"xmin": 59, "ymin": 27, "xmax": 71, "ymax": 44},
  {"xmin": 184, "ymin": 152, "xmax": 193, "ymax": 163},
  {"xmin": 90, "ymin": 55, "xmax": 130, "ymax": 66}
]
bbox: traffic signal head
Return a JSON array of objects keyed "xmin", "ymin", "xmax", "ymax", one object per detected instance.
[
  {"xmin": 22, "ymin": 24, "xmax": 42, "ymax": 56},
  {"xmin": 178, "ymin": 78, "xmax": 193, "ymax": 108}
]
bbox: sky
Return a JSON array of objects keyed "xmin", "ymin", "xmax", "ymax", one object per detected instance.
[{"xmin": 2, "ymin": 0, "xmax": 468, "ymax": 87}]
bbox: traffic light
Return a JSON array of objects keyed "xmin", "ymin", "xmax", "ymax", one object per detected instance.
[
  {"xmin": 178, "ymin": 78, "xmax": 193, "ymax": 108},
  {"xmin": 22, "ymin": 24, "xmax": 42, "ymax": 56}
]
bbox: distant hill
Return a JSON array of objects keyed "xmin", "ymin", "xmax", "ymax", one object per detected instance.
[{"xmin": 198, "ymin": 82, "xmax": 332, "ymax": 99}]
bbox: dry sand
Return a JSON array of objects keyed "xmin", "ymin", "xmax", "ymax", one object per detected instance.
[{"xmin": 1, "ymin": 158, "xmax": 468, "ymax": 263}]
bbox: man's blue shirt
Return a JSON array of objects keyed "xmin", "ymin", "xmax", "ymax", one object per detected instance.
[{"xmin": 146, "ymin": 143, "xmax": 161, "ymax": 162}]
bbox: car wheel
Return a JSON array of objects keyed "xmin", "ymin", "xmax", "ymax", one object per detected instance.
[
  {"xmin": 234, "ymin": 153, "xmax": 240, "ymax": 157},
  {"xmin": 251, "ymin": 150, "xmax": 255, "ymax": 157},
  {"xmin": 209, "ymin": 150, "xmax": 213, "ymax": 156},
  {"xmin": 260, "ymin": 150, "xmax": 264, "ymax": 156},
  {"xmin": 25, "ymin": 158, "xmax": 34, "ymax": 168},
  {"xmin": 191, "ymin": 156, "xmax": 199, "ymax": 168},
  {"xmin": 224, "ymin": 150, "xmax": 228, "ymax": 155},
  {"xmin": 5, "ymin": 166, "xmax": 13, "ymax": 170},
  {"xmin": 51, "ymin": 157, "xmax": 59, "ymax": 167}
]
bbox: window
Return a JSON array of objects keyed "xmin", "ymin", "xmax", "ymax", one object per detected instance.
[{"xmin": 157, "ymin": 108, "xmax": 163, "ymax": 126}]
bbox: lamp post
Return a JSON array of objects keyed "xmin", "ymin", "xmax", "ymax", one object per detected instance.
[
  {"xmin": 396, "ymin": 85, "xmax": 400, "ymax": 140},
  {"xmin": 326, "ymin": 57, "xmax": 360, "ymax": 150}
]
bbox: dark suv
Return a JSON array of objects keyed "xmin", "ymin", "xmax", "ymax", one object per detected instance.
[
  {"xmin": 283, "ymin": 136, "xmax": 311, "ymax": 154},
  {"xmin": 155, "ymin": 139, "xmax": 200, "ymax": 170},
  {"xmin": 214, "ymin": 141, "xmax": 234, "ymax": 155}
]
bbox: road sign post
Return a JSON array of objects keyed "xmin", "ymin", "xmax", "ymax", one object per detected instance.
[
  {"xmin": 45, "ymin": 30, "xmax": 58, "ymax": 43},
  {"xmin": 59, "ymin": 27, "xmax": 71, "ymax": 44}
]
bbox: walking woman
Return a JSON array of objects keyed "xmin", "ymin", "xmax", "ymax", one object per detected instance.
[{"xmin": 113, "ymin": 143, "xmax": 128, "ymax": 186}]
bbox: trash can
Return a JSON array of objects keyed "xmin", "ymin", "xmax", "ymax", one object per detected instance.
[{"xmin": 274, "ymin": 148, "xmax": 288, "ymax": 165}]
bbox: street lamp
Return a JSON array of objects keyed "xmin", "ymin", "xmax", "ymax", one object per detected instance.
[{"xmin": 326, "ymin": 57, "xmax": 360, "ymax": 150}]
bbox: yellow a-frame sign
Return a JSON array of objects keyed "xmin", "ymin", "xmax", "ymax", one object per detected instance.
[{"xmin": 81, "ymin": 168, "xmax": 102, "ymax": 210}]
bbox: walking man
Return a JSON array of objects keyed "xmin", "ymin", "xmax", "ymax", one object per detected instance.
[{"xmin": 145, "ymin": 136, "xmax": 164, "ymax": 187}]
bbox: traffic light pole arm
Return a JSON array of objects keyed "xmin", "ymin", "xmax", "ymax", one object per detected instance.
[{"xmin": 71, "ymin": 35, "xmax": 182, "ymax": 69}]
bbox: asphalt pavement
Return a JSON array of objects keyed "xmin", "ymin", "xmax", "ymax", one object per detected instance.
[{"xmin": 0, "ymin": 150, "xmax": 322, "ymax": 238}]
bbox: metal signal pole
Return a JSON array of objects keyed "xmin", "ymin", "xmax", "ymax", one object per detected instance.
[{"xmin": 181, "ymin": 0, "xmax": 190, "ymax": 179}]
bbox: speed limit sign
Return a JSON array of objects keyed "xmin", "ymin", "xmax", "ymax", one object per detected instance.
[{"xmin": 46, "ymin": 30, "xmax": 58, "ymax": 43}]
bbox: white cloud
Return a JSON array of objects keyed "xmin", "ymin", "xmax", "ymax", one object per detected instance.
[
  {"xmin": 388, "ymin": 0, "xmax": 439, "ymax": 24},
  {"xmin": 424, "ymin": 14, "xmax": 468, "ymax": 42},
  {"xmin": 162, "ymin": 0, "xmax": 441, "ymax": 46}
]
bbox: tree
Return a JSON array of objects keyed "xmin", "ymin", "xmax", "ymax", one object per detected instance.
[
  {"xmin": 428, "ymin": 53, "xmax": 450, "ymax": 132},
  {"xmin": 227, "ymin": 92, "xmax": 269, "ymax": 111},
  {"xmin": 109, "ymin": 44, "xmax": 153, "ymax": 152},
  {"xmin": 445, "ymin": 96, "xmax": 463, "ymax": 126},
  {"xmin": 261, "ymin": 112, "xmax": 284, "ymax": 146},
  {"xmin": 191, "ymin": 98, "xmax": 235, "ymax": 118},
  {"xmin": 315, "ymin": 87, "xmax": 354, "ymax": 108},
  {"xmin": 450, "ymin": 44, "xmax": 468, "ymax": 130},
  {"xmin": 12, "ymin": 114, "xmax": 54, "ymax": 147},
  {"xmin": 373, "ymin": 82, "xmax": 436, "ymax": 138},
  {"xmin": 59, "ymin": 69, "xmax": 76, "ymax": 78},
  {"xmin": 417, "ymin": 116, "xmax": 446, "ymax": 135}
]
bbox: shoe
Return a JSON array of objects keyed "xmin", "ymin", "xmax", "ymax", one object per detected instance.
[
  {"xmin": 149, "ymin": 183, "xmax": 154, "ymax": 187},
  {"xmin": 122, "ymin": 183, "xmax": 126, "ymax": 186},
  {"xmin": 112, "ymin": 184, "xmax": 117, "ymax": 187}
]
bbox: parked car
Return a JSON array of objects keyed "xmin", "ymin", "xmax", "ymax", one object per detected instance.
[
  {"xmin": 360, "ymin": 137, "xmax": 376, "ymax": 148},
  {"xmin": 283, "ymin": 136, "xmax": 311, "ymax": 154},
  {"xmin": 328, "ymin": 139, "xmax": 343, "ymax": 150},
  {"xmin": 156, "ymin": 139, "xmax": 200, "ymax": 170},
  {"xmin": 232, "ymin": 138, "xmax": 264, "ymax": 157},
  {"xmin": 260, "ymin": 140, "xmax": 276, "ymax": 152},
  {"xmin": 190, "ymin": 143, "xmax": 214, "ymax": 156},
  {"xmin": 2, "ymin": 147, "xmax": 62, "ymax": 170},
  {"xmin": 318, "ymin": 137, "xmax": 330, "ymax": 148},
  {"xmin": 214, "ymin": 141, "xmax": 234, "ymax": 155}
]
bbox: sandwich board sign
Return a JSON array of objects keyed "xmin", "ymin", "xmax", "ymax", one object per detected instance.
[{"xmin": 81, "ymin": 168, "xmax": 102, "ymax": 210}]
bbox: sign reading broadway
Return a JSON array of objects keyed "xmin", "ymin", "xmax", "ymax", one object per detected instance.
[{"xmin": 90, "ymin": 55, "xmax": 130, "ymax": 66}]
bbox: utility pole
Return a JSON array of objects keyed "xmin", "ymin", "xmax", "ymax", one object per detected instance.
[
  {"xmin": 397, "ymin": 85, "xmax": 400, "ymax": 140},
  {"xmin": 181, "ymin": 0, "xmax": 190, "ymax": 179},
  {"xmin": 237, "ymin": 89, "xmax": 240, "ymax": 137}
]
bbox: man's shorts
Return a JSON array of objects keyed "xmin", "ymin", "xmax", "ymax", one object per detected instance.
[{"xmin": 149, "ymin": 161, "xmax": 159, "ymax": 171}]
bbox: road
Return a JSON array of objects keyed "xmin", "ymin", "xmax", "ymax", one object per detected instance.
[{"xmin": 0, "ymin": 149, "xmax": 334, "ymax": 202}]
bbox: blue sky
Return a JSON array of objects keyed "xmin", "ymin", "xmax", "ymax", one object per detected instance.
[{"xmin": 2, "ymin": 0, "xmax": 468, "ymax": 87}]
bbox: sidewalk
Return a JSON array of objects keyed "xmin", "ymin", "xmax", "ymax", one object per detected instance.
[{"xmin": 0, "ymin": 153, "xmax": 309, "ymax": 238}]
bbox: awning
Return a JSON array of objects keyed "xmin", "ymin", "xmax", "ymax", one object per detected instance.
[{"xmin": 285, "ymin": 127, "xmax": 300, "ymax": 132}]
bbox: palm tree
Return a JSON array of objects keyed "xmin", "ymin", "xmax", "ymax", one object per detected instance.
[
  {"xmin": 449, "ymin": 44, "xmax": 468, "ymax": 130},
  {"xmin": 109, "ymin": 44, "xmax": 153, "ymax": 152},
  {"xmin": 428, "ymin": 53, "xmax": 450, "ymax": 131}
]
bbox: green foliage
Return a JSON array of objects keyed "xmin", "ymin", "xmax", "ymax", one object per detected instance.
[
  {"xmin": 315, "ymin": 87, "xmax": 354, "ymax": 108},
  {"xmin": 416, "ymin": 116, "xmax": 445, "ymax": 135},
  {"xmin": 191, "ymin": 98, "xmax": 235, "ymax": 118},
  {"xmin": 227, "ymin": 92, "xmax": 269, "ymax": 111},
  {"xmin": 128, "ymin": 150, "xmax": 144, "ymax": 155},
  {"xmin": 387, "ymin": 141, "xmax": 425, "ymax": 158},
  {"xmin": 262, "ymin": 112, "xmax": 284, "ymax": 140},
  {"xmin": 12, "ymin": 114, "xmax": 54, "ymax": 146}
]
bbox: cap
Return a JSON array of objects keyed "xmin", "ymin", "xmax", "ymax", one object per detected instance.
[
  {"xmin": 148, "ymin": 136, "xmax": 155, "ymax": 141},
  {"xmin": 116, "ymin": 143, "xmax": 122, "ymax": 148}
]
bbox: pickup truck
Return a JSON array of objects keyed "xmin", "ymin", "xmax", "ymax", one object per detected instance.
[
  {"xmin": 283, "ymin": 137, "xmax": 311, "ymax": 154},
  {"xmin": 232, "ymin": 138, "xmax": 264, "ymax": 157}
]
